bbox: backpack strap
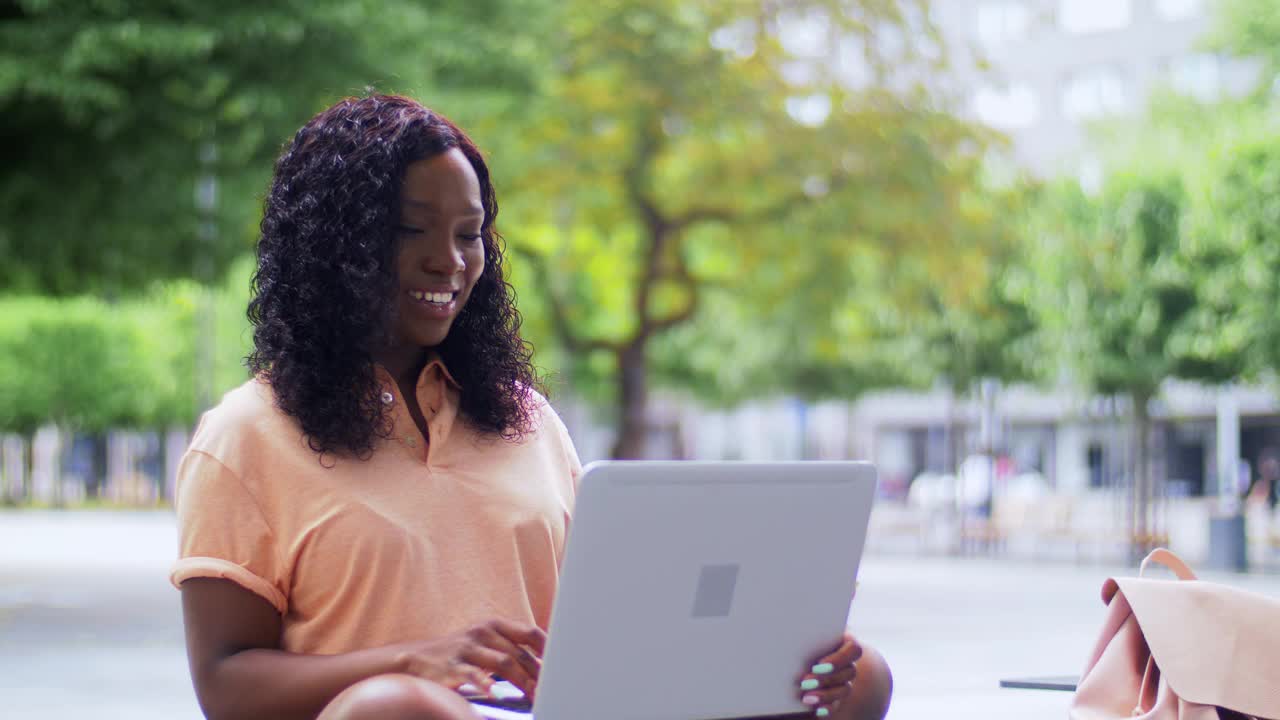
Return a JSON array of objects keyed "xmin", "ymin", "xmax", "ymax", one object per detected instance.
[{"xmin": 1139, "ymin": 548, "xmax": 1197, "ymax": 581}]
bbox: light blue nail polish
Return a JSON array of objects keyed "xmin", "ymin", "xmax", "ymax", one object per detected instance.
[
  {"xmin": 812, "ymin": 662, "xmax": 835, "ymax": 675},
  {"xmin": 816, "ymin": 708, "xmax": 830, "ymax": 717},
  {"xmin": 800, "ymin": 678, "xmax": 820, "ymax": 691}
]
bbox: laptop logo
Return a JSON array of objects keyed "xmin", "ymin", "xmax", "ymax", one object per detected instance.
[{"xmin": 691, "ymin": 564, "xmax": 740, "ymax": 618}]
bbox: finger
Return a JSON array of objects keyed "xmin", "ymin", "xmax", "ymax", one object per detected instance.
[
  {"xmin": 836, "ymin": 632, "xmax": 863, "ymax": 662},
  {"xmin": 460, "ymin": 644, "xmax": 538, "ymax": 698},
  {"xmin": 800, "ymin": 665, "xmax": 856, "ymax": 692},
  {"xmin": 813, "ymin": 632, "xmax": 863, "ymax": 670},
  {"xmin": 799, "ymin": 681, "xmax": 853, "ymax": 712},
  {"xmin": 442, "ymin": 660, "xmax": 494, "ymax": 695},
  {"xmin": 481, "ymin": 617, "xmax": 540, "ymax": 676},
  {"xmin": 472, "ymin": 625, "xmax": 543, "ymax": 683},
  {"xmin": 491, "ymin": 619, "xmax": 548, "ymax": 657}
]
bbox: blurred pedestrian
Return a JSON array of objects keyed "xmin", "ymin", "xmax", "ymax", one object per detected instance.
[
  {"xmin": 1246, "ymin": 448, "xmax": 1279, "ymax": 510},
  {"xmin": 168, "ymin": 95, "xmax": 892, "ymax": 720}
]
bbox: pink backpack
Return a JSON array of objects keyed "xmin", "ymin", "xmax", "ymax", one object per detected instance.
[{"xmin": 1070, "ymin": 549, "xmax": 1280, "ymax": 720}]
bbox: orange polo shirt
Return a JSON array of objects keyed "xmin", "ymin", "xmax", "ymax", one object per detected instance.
[{"xmin": 169, "ymin": 356, "xmax": 581, "ymax": 655}]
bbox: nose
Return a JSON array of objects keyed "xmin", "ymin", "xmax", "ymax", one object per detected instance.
[{"xmin": 422, "ymin": 239, "xmax": 465, "ymax": 276}]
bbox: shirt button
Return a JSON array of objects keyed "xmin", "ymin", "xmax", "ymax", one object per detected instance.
[{"xmin": 380, "ymin": 391, "xmax": 394, "ymax": 405}]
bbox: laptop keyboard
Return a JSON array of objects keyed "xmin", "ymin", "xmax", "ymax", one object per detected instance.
[{"xmin": 471, "ymin": 696, "xmax": 533, "ymax": 712}]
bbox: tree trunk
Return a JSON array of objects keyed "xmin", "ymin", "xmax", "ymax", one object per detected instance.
[
  {"xmin": 0, "ymin": 435, "xmax": 16, "ymax": 502},
  {"xmin": 611, "ymin": 342, "xmax": 649, "ymax": 459},
  {"xmin": 944, "ymin": 383, "xmax": 962, "ymax": 556},
  {"xmin": 52, "ymin": 425, "xmax": 65, "ymax": 507},
  {"xmin": 87, "ymin": 432, "xmax": 108, "ymax": 500},
  {"xmin": 1130, "ymin": 392, "xmax": 1156, "ymax": 563},
  {"xmin": 20, "ymin": 431, "xmax": 32, "ymax": 503}
]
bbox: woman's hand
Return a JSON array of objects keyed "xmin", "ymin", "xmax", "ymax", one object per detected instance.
[
  {"xmin": 393, "ymin": 618, "xmax": 546, "ymax": 700},
  {"xmin": 796, "ymin": 632, "xmax": 863, "ymax": 717}
]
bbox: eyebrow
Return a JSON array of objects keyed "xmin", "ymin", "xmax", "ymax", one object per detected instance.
[{"xmin": 402, "ymin": 199, "xmax": 485, "ymax": 217}]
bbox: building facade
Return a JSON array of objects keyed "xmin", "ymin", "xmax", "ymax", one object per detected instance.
[{"xmin": 936, "ymin": 0, "xmax": 1258, "ymax": 178}]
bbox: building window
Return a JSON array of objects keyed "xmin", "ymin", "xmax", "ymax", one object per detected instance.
[
  {"xmin": 1155, "ymin": 0, "xmax": 1203, "ymax": 21},
  {"xmin": 977, "ymin": 1, "xmax": 1032, "ymax": 49},
  {"xmin": 1062, "ymin": 66, "xmax": 1129, "ymax": 120},
  {"xmin": 972, "ymin": 84, "xmax": 1041, "ymax": 129},
  {"xmin": 1169, "ymin": 53, "xmax": 1222, "ymax": 101},
  {"xmin": 1057, "ymin": 0, "xmax": 1131, "ymax": 34}
]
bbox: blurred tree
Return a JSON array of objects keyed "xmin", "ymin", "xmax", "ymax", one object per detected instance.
[
  {"xmin": 1023, "ymin": 175, "xmax": 1197, "ymax": 558},
  {"xmin": 0, "ymin": 0, "xmax": 551, "ymax": 295},
  {"xmin": 1084, "ymin": 77, "xmax": 1280, "ymax": 384},
  {"xmin": 1175, "ymin": 129, "xmax": 1280, "ymax": 382},
  {"xmin": 909, "ymin": 184, "xmax": 1042, "ymax": 477},
  {"xmin": 490, "ymin": 0, "xmax": 991, "ymax": 457},
  {"xmin": 130, "ymin": 254, "xmax": 257, "ymax": 427},
  {"xmin": 915, "ymin": 184, "xmax": 1042, "ymax": 396},
  {"xmin": 1066, "ymin": 0, "xmax": 1280, "ymax": 531},
  {"xmin": 650, "ymin": 241, "xmax": 919, "ymax": 409},
  {"xmin": 1083, "ymin": 0, "xmax": 1280, "ymax": 388}
]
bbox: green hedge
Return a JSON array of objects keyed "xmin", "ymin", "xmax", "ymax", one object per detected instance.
[{"xmin": 0, "ymin": 257, "xmax": 254, "ymax": 433}]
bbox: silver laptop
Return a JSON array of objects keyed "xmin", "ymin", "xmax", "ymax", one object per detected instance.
[{"xmin": 471, "ymin": 461, "xmax": 878, "ymax": 720}]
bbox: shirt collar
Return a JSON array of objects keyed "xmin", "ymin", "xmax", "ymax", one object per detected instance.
[
  {"xmin": 372, "ymin": 351, "xmax": 462, "ymax": 462},
  {"xmin": 373, "ymin": 351, "xmax": 462, "ymax": 393},
  {"xmin": 420, "ymin": 351, "xmax": 462, "ymax": 391}
]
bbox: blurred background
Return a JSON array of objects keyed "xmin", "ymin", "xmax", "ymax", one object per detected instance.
[{"xmin": 3, "ymin": 0, "xmax": 1280, "ymax": 717}]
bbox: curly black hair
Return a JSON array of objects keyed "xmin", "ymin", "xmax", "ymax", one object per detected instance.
[{"xmin": 247, "ymin": 94, "xmax": 540, "ymax": 458}]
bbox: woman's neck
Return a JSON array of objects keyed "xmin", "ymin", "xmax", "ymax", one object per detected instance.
[{"xmin": 373, "ymin": 346, "xmax": 429, "ymax": 389}]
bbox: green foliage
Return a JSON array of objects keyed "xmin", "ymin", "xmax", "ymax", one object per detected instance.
[
  {"xmin": 489, "ymin": 0, "xmax": 994, "ymax": 414},
  {"xmin": 1083, "ymin": 91, "xmax": 1280, "ymax": 387},
  {"xmin": 1021, "ymin": 174, "xmax": 1198, "ymax": 400},
  {"xmin": 1177, "ymin": 127, "xmax": 1280, "ymax": 380},
  {"xmin": 905, "ymin": 182, "xmax": 1043, "ymax": 395},
  {"xmin": 0, "ymin": 255, "xmax": 254, "ymax": 433},
  {"xmin": 0, "ymin": 297, "xmax": 137, "ymax": 433},
  {"xmin": 13, "ymin": 0, "xmax": 1280, "ymax": 453},
  {"xmin": 649, "ymin": 271, "xmax": 917, "ymax": 406},
  {"xmin": 0, "ymin": 0, "xmax": 1026, "ymax": 453},
  {"xmin": 0, "ymin": 0, "xmax": 551, "ymax": 295}
]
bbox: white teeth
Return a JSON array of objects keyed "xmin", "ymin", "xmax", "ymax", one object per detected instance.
[{"xmin": 410, "ymin": 290, "xmax": 454, "ymax": 304}]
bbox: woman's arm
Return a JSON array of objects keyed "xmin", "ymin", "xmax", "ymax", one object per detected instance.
[
  {"xmin": 181, "ymin": 578, "xmax": 545, "ymax": 720},
  {"xmin": 182, "ymin": 577, "xmax": 404, "ymax": 720}
]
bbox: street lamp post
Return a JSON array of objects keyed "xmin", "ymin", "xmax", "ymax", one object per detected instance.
[{"xmin": 194, "ymin": 142, "xmax": 218, "ymax": 417}]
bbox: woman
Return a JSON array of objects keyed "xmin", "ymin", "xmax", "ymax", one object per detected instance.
[{"xmin": 171, "ymin": 94, "xmax": 892, "ymax": 720}]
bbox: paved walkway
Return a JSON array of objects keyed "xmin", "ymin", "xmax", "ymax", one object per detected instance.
[{"xmin": 3, "ymin": 510, "xmax": 1278, "ymax": 720}]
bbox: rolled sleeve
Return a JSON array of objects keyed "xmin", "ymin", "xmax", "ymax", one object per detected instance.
[
  {"xmin": 545, "ymin": 403, "xmax": 583, "ymax": 494},
  {"xmin": 169, "ymin": 450, "xmax": 288, "ymax": 614}
]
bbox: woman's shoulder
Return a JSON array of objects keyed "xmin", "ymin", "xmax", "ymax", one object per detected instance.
[
  {"xmin": 518, "ymin": 387, "xmax": 581, "ymax": 476},
  {"xmin": 193, "ymin": 377, "xmax": 278, "ymax": 433},
  {"xmin": 467, "ymin": 384, "xmax": 571, "ymax": 452},
  {"xmin": 187, "ymin": 377, "xmax": 299, "ymax": 472},
  {"xmin": 516, "ymin": 384, "xmax": 566, "ymax": 436}
]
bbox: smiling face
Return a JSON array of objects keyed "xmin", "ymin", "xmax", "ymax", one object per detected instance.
[{"xmin": 382, "ymin": 148, "xmax": 486, "ymax": 369}]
